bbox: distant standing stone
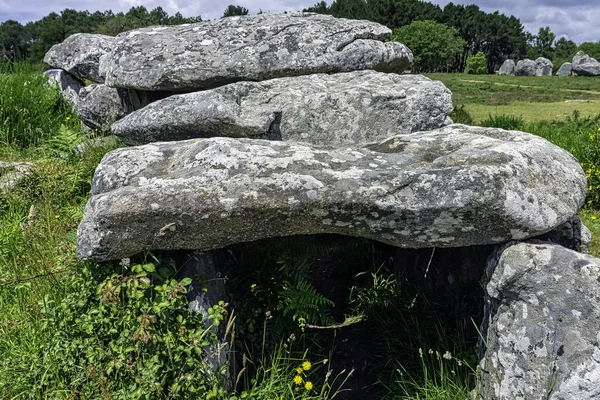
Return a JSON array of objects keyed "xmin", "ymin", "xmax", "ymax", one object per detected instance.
[
  {"xmin": 535, "ymin": 57, "xmax": 553, "ymax": 76},
  {"xmin": 497, "ymin": 59, "xmax": 515, "ymax": 75},
  {"xmin": 556, "ymin": 62, "xmax": 572, "ymax": 76},
  {"xmin": 101, "ymin": 13, "xmax": 413, "ymax": 91},
  {"xmin": 515, "ymin": 59, "xmax": 537, "ymax": 76},
  {"xmin": 572, "ymin": 50, "xmax": 600, "ymax": 76}
]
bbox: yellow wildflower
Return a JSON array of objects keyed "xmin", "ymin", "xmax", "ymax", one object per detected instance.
[
  {"xmin": 55, "ymin": 215, "xmax": 60, "ymax": 219},
  {"xmin": 302, "ymin": 361, "xmax": 311, "ymax": 371},
  {"xmin": 296, "ymin": 367, "xmax": 302, "ymax": 374},
  {"xmin": 293, "ymin": 375, "xmax": 302, "ymax": 385},
  {"xmin": 65, "ymin": 116, "xmax": 71, "ymax": 121},
  {"xmin": 305, "ymin": 381, "xmax": 313, "ymax": 390},
  {"xmin": 592, "ymin": 216, "xmax": 597, "ymax": 220}
]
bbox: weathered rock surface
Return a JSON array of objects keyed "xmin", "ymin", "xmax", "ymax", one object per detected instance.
[
  {"xmin": 535, "ymin": 57, "xmax": 553, "ymax": 76},
  {"xmin": 44, "ymin": 33, "xmax": 115, "ymax": 83},
  {"xmin": 43, "ymin": 69, "xmax": 83, "ymax": 108},
  {"xmin": 535, "ymin": 215, "xmax": 592, "ymax": 253},
  {"xmin": 515, "ymin": 59, "xmax": 537, "ymax": 76},
  {"xmin": 112, "ymin": 71, "xmax": 453, "ymax": 146},
  {"xmin": 572, "ymin": 51, "xmax": 600, "ymax": 77},
  {"xmin": 77, "ymin": 124, "xmax": 586, "ymax": 261},
  {"xmin": 479, "ymin": 242, "xmax": 600, "ymax": 400},
  {"xmin": 101, "ymin": 13, "xmax": 413, "ymax": 91},
  {"xmin": 497, "ymin": 59, "xmax": 515, "ymax": 75},
  {"xmin": 556, "ymin": 62, "xmax": 572, "ymax": 77},
  {"xmin": 77, "ymin": 84, "xmax": 134, "ymax": 132},
  {"xmin": 0, "ymin": 161, "xmax": 33, "ymax": 194}
]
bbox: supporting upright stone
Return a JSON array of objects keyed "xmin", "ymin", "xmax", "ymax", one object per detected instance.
[{"xmin": 479, "ymin": 242, "xmax": 600, "ymax": 400}]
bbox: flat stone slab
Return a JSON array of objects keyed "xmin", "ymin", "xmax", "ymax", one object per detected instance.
[
  {"xmin": 480, "ymin": 242, "xmax": 600, "ymax": 399},
  {"xmin": 101, "ymin": 13, "xmax": 413, "ymax": 91},
  {"xmin": 77, "ymin": 125, "xmax": 585, "ymax": 261},
  {"xmin": 112, "ymin": 71, "xmax": 453, "ymax": 145},
  {"xmin": 44, "ymin": 33, "xmax": 115, "ymax": 83}
]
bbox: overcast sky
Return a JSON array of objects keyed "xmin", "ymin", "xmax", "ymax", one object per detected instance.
[{"xmin": 1, "ymin": 0, "xmax": 598, "ymax": 44}]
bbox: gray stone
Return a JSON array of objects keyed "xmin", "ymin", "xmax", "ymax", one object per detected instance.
[
  {"xmin": 0, "ymin": 161, "xmax": 33, "ymax": 194},
  {"xmin": 77, "ymin": 84, "xmax": 134, "ymax": 133},
  {"xmin": 497, "ymin": 60, "xmax": 515, "ymax": 75},
  {"xmin": 534, "ymin": 215, "xmax": 592, "ymax": 253},
  {"xmin": 556, "ymin": 62, "xmax": 572, "ymax": 77},
  {"xmin": 43, "ymin": 69, "xmax": 83, "ymax": 108},
  {"xmin": 112, "ymin": 71, "xmax": 453, "ymax": 146},
  {"xmin": 101, "ymin": 13, "xmax": 413, "ymax": 91},
  {"xmin": 515, "ymin": 59, "xmax": 537, "ymax": 76},
  {"xmin": 535, "ymin": 57, "xmax": 553, "ymax": 76},
  {"xmin": 572, "ymin": 51, "xmax": 600, "ymax": 77},
  {"xmin": 76, "ymin": 124, "xmax": 586, "ymax": 261},
  {"xmin": 44, "ymin": 33, "xmax": 115, "ymax": 83},
  {"xmin": 177, "ymin": 250, "xmax": 231, "ymax": 387},
  {"xmin": 479, "ymin": 242, "xmax": 600, "ymax": 400}
]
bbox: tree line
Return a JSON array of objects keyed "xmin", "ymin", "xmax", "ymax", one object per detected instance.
[
  {"xmin": 1, "ymin": 0, "xmax": 599, "ymax": 74},
  {"xmin": 0, "ymin": 5, "xmax": 250, "ymax": 64},
  {"xmin": 305, "ymin": 0, "xmax": 599, "ymax": 73}
]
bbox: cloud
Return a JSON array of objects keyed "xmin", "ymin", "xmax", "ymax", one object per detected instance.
[{"xmin": 1, "ymin": 0, "xmax": 598, "ymax": 44}]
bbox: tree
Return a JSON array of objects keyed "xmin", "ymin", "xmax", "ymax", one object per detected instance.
[
  {"xmin": 578, "ymin": 42, "xmax": 600, "ymax": 60},
  {"xmin": 554, "ymin": 37, "xmax": 577, "ymax": 59},
  {"xmin": 392, "ymin": 20, "xmax": 465, "ymax": 73},
  {"xmin": 535, "ymin": 26, "xmax": 555, "ymax": 58},
  {"xmin": 0, "ymin": 20, "xmax": 30, "ymax": 61},
  {"xmin": 222, "ymin": 5, "xmax": 249, "ymax": 18},
  {"xmin": 464, "ymin": 51, "xmax": 487, "ymax": 74}
]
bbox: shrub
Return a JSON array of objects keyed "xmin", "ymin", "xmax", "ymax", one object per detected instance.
[
  {"xmin": 36, "ymin": 259, "xmax": 230, "ymax": 398},
  {"xmin": 481, "ymin": 114, "xmax": 525, "ymax": 131},
  {"xmin": 464, "ymin": 52, "xmax": 488, "ymax": 74},
  {"xmin": 449, "ymin": 105, "xmax": 474, "ymax": 125}
]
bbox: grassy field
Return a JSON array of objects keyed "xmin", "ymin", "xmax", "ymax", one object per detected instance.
[
  {"xmin": 427, "ymin": 74, "xmax": 600, "ymax": 124},
  {"xmin": 1, "ymin": 65, "xmax": 599, "ymax": 399}
]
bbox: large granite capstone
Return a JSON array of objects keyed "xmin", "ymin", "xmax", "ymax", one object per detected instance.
[
  {"xmin": 101, "ymin": 13, "xmax": 413, "ymax": 91},
  {"xmin": 44, "ymin": 33, "xmax": 115, "ymax": 83},
  {"xmin": 77, "ymin": 125, "xmax": 586, "ymax": 261},
  {"xmin": 112, "ymin": 71, "xmax": 453, "ymax": 145},
  {"xmin": 480, "ymin": 242, "xmax": 600, "ymax": 399}
]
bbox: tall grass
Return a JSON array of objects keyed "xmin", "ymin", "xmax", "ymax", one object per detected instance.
[
  {"xmin": 481, "ymin": 111, "xmax": 600, "ymax": 208},
  {"xmin": 0, "ymin": 62, "xmax": 79, "ymax": 150}
]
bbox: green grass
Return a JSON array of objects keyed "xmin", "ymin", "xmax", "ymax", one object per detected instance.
[
  {"xmin": 426, "ymin": 74, "xmax": 600, "ymax": 106},
  {"xmin": 463, "ymin": 101, "xmax": 599, "ymax": 124}
]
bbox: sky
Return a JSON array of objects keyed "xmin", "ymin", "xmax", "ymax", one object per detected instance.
[{"xmin": 0, "ymin": 0, "xmax": 598, "ymax": 44}]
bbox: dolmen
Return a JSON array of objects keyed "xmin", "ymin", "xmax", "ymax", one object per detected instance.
[{"xmin": 44, "ymin": 12, "xmax": 599, "ymax": 400}]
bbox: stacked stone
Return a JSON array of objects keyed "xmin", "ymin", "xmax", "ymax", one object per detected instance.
[{"xmin": 45, "ymin": 13, "xmax": 599, "ymax": 400}]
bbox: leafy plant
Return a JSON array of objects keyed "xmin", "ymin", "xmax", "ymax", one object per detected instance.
[
  {"xmin": 464, "ymin": 51, "xmax": 488, "ymax": 75},
  {"xmin": 37, "ymin": 259, "xmax": 230, "ymax": 398}
]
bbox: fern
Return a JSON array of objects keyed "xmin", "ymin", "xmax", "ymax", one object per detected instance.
[
  {"xmin": 276, "ymin": 257, "xmax": 334, "ymax": 329},
  {"xmin": 47, "ymin": 124, "xmax": 84, "ymax": 158}
]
